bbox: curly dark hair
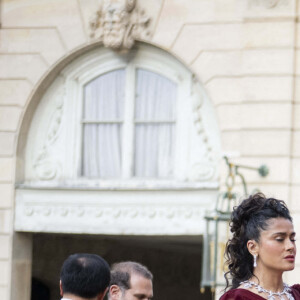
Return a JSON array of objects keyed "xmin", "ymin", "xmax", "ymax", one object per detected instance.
[{"xmin": 224, "ymin": 193, "xmax": 292, "ymax": 290}]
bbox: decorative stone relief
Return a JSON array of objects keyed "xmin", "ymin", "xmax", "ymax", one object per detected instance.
[
  {"xmin": 17, "ymin": 203, "xmax": 205, "ymax": 234},
  {"xmin": 15, "ymin": 189, "xmax": 217, "ymax": 235},
  {"xmin": 248, "ymin": 0, "xmax": 290, "ymax": 9},
  {"xmin": 188, "ymin": 79, "xmax": 216, "ymax": 181},
  {"xmin": 33, "ymin": 89, "xmax": 65, "ymax": 180},
  {"xmin": 89, "ymin": 0, "xmax": 151, "ymax": 50}
]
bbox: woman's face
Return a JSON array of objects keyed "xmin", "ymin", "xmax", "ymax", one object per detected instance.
[{"xmin": 256, "ymin": 217, "xmax": 296, "ymax": 273}]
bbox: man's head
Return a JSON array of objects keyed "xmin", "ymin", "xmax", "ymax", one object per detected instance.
[
  {"xmin": 60, "ymin": 253, "xmax": 110, "ymax": 300},
  {"xmin": 109, "ymin": 261, "xmax": 153, "ymax": 300}
]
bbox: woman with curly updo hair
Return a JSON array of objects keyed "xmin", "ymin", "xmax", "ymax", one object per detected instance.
[{"xmin": 220, "ymin": 193, "xmax": 300, "ymax": 300}]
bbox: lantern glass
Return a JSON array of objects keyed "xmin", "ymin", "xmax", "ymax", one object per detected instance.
[{"xmin": 201, "ymin": 209, "xmax": 231, "ymax": 292}]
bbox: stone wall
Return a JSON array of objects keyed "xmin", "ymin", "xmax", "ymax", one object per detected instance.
[{"xmin": 1, "ymin": 0, "xmax": 300, "ymax": 299}]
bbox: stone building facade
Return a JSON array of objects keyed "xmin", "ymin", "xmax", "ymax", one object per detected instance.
[{"xmin": 0, "ymin": 0, "xmax": 300, "ymax": 299}]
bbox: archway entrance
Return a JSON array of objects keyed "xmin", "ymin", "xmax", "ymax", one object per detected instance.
[{"xmin": 31, "ymin": 233, "xmax": 212, "ymax": 300}]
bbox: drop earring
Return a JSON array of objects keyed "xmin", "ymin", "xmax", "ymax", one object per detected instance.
[{"xmin": 253, "ymin": 254, "xmax": 257, "ymax": 268}]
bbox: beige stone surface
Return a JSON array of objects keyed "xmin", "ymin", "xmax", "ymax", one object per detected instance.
[
  {"xmin": 0, "ymin": 107, "xmax": 22, "ymax": 132},
  {"xmin": 291, "ymin": 158, "xmax": 300, "ymax": 184},
  {"xmin": 0, "ymin": 184, "xmax": 13, "ymax": 208},
  {"xmin": 240, "ymin": 130, "xmax": 291, "ymax": 156},
  {"xmin": 0, "ymin": 133, "xmax": 16, "ymax": 156},
  {"xmin": 0, "ymin": 29, "xmax": 66, "ymax": 65},
  {"xmin": 0, "ymin": 210, "xmax": 11, "ymax": 234},
  {"xmin": 220, "ymin": 131, "xmax": 241, "ymax": 153},
  {"xmin": 0, "ymin": 261, "xmax": 9, "ymax": 285},
  {"xmin": 192, "ymin": 51, "xmax": 241, "ymax": 84},
  {"xmin": 0, "ymin": 80, "xmax": 32, "ymax": 107},
  {"xmin": 10, "ymin": 259, "xmax": 31, "ymax": 300},
  {"xmin": 290, "ymin": 185, "xmax": 300, "ymax": 211},
  {"xmin": 296, "ymin": 22, "xmax": 300, "ymax": 48},
  {"xmin": 240, "ymin": 103, "xmax": 292, "ymax": 129},
  {"xmin": 0, "ymin": 55, "xmax": 48, "ymax": 85},
  {"xmin": 152, "ymin": 0, "xmax": 215, "ymax": 48},
  {"xmin": 242, "ymin": 49, "xmax": 294, "ymax": 75},
  {"xmin": 294, "ymin": 77, "xmax": 300, "ymax": 102},
  {"xmin": 206, "ymin": 76, "xmax": 293, "ymax": 106},
  {"xmin": 296, "ymin": 50, "xmax": 300, "ymax": 76},
  {"xmin": 242, "ymin": 76, "xmax": 293, "ymax": 102},
  {"xmin": 153, "ymin": 0, "xmax": 244, "ymax": 48},
  {"xmin": 2, "ymin": 0, "xmax": 87, "ymax": 50},
  {"xmin": 292, "ymin": 130, "xmax": 300, "ymax": 157},
  {"xmin": 172, "ymin": 24, "xmax": 241, "ymax": 64},
  {"xmin": 0, "ymin": 235, "xmax": 10, "ymax": 259},
  {"xmin": 216, "ymin": 104, "xmax": 241, "ymax": 131},
  {"xmin": 0, "ymin": 287, "xmax": 8, "ymax": 300},
  {"xmin": 293, "ymin": 104, "xmax": 300, "ymax": 129},
  {"xmin": 247, "ymin": 183, "xmax": 289, "ymax": 201},
  {"xmin": 0, "ymin": 158, "xmax": 14, "ymax": 182},
  {"xmin": 205, "ymin": 78, "xmax": 243, "ymax": 105},
  {"xmin": 243, "ymin": 21, "xmax": 294, "ymax": 48}
]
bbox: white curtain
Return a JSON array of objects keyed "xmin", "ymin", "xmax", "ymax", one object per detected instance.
[
  {"xmin": 134, "ymin": 69, "xmax": 177, "ymax": 178},
  {"xmin": 82, "ymin": 69, "xmax": 125, "ymax": 178}
]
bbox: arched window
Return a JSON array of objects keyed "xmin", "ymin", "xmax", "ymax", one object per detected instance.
[
  {"xmin": 23, "ymin": 44, "xmax": 220, "ymax": 188},
  {"xmin": 82, "ymin": 68, "xmax": 177, "ymax": 179},
  {"xmin": 16, "ymin": 44, "xmax": 221, "ymax": 235}
]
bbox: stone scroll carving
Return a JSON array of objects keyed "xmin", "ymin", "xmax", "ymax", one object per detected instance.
[
  {"xmin": 89, "ymin": 0, "xmax": 151, "ymax": 50},
  {"xmin": 33, "ymin": 89, "xmax": 65, "ymax": 180},
  {"xmin": 188, "ymin": 79, "xmax": 216, "ymax": 181},
  {"xmin": 248, "ymin": 0, "xmax": 290, "ymax": 9}
]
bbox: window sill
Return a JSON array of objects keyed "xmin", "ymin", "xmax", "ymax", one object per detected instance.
[{"xmin": 16, "ymin": 179, "xmax": 219, "ymax": 191}]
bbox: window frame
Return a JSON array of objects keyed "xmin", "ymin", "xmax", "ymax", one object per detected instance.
[
  {"xmin": 24, "ymin": 44, "xmax": 220, "ymax": 189},
  {"xmin": 64, "ymin": 46, "xmax": 193, "ymax": 183}
]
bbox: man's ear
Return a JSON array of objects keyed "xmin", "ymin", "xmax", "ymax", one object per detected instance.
[
  {"xmin": 109, "ymin": 285, "xmax": 122, "ymax": 300},
  {"xmin": 59, "ymin": 280, "xmax": 63, "ymax": 297},
  {"xmin": 247, "ymin": 239, "xmax": 259, "ymax": 256}
]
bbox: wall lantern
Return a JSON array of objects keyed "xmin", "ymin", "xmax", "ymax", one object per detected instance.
[{"xmin": 200, "ymin": 156, "xmax": 269, "ymax": 295}]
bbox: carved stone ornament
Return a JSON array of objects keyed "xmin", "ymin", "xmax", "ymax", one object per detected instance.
[
  {"xmin": 188, "ymin": 79, "xmax": 216, "ymax": 181},
  {"xmin": 89, "ymin": 0, "xmax": 151, "ymax": 50},
  {"xmin": 248, "ymin": 0, "xmax": 290, "ymax": 9},
  {"xmin": 33, "ymin": 89, "xmax": 64, "ymax": 180}
]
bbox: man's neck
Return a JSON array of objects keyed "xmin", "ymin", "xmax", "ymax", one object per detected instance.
[{"xmin": 62, "ymin": 293, "xmax": 97, "ymax": 300}]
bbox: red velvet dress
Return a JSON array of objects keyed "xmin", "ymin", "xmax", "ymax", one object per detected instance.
[{"xmin": 220, "ymin": 285, "xmax": 300, "ymax": 300}]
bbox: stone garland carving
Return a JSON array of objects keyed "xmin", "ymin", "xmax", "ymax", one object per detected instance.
[
  {"xmin": 248, "ymin": 0, "xmax": 290, "ymax": 9},
  {"xmin": 23, "ymin": 205, "xmax": 200, "ymax": 220},
  {"xmin": 33, "ymin": 89, "xmax": 65, "ymax": 180},
  {"xmin": 89, "ymin": 0, "xmax": 151, "ymax": 50},
  {"xmin": 18, "ymin": 203, "xmax": 204, "ymax": 234},
  {"xmin": 189, "ymin": 79, "xmax": 215, "ymax": 181}
]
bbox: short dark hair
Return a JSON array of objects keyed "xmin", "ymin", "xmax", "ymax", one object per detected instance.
[
  {"xmin": 110, "ymin": 261, "xmax": 153, "ymax": 291},
  {"xmin": 60, "ymin": 253, "xmax": 110, "ymax": 298}
]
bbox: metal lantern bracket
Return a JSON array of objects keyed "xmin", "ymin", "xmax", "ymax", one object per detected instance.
[{"xmin": 200, "ymin": 156, "xmax": 269, "ymax": 294}]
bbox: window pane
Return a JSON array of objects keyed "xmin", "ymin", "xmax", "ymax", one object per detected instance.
[
  {"xmin": 82, "ymin": 124, "xmax": 122, "ymax": 178},
  {"xmin": 82, "ymin": 69, "xmax": 125, "ymax": 178},
  {"xmin": 84, "ymin": 69, "xmax": 125, "ymax": 120},
  {"xmin": 135, "ymin": 69, "xmax": 176, "ymax": 121},
  {"xmin": 134, "ymin": 124, "xmax": 175, "ymax": 178},
  {"xmin": 134, "ymin": 69, "xmax": 177, "ymax": 178}
]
